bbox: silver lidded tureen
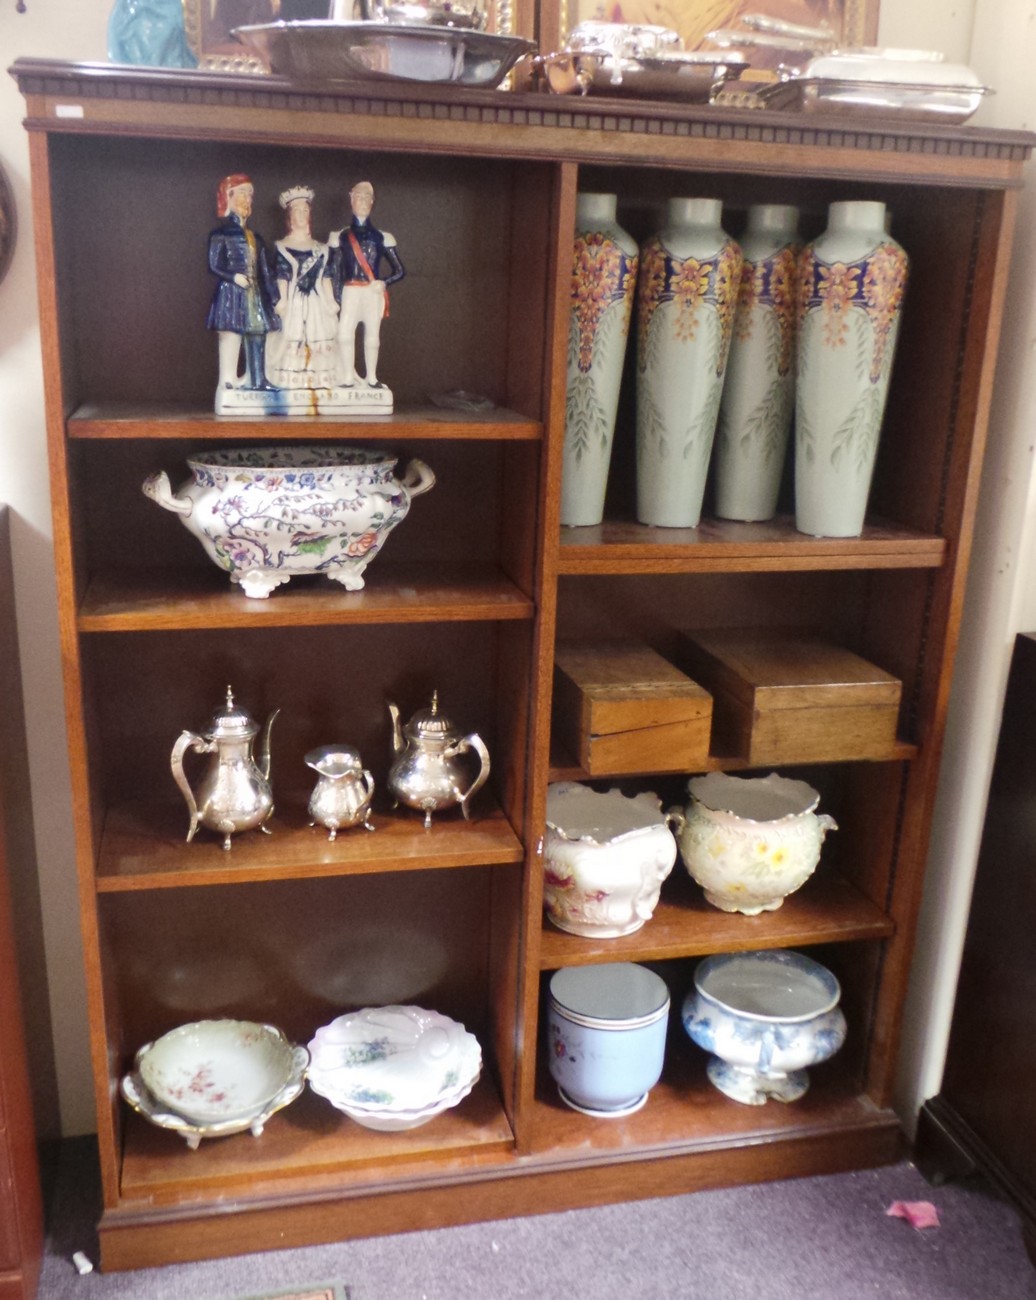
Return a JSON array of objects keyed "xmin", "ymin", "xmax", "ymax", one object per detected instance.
[{"xmin": 143, "ymin": 444, "xmax": 435, "ymax": 598}]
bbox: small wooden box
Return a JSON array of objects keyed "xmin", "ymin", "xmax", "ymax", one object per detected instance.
[
  {"xmin": 679, "ymin": 630, "xmax": 902, "ymax": 765},
  {"xmin": 553, "ymin": 641, "xmax": 713, "ymax": 776}
]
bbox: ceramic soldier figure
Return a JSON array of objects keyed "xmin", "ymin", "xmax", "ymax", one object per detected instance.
[
  {"xmin": 206, "ymin": 173, "xmax": 280, "ymax": 407},
  {"xmin": 329, "ymin": 182, "xmax": 405, "ymax": 394}
]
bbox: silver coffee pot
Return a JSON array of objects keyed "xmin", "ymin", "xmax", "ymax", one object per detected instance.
[
  {"xmin": 171, "ymin": 686, "xmax": 279, "ymax": 851},
  {"xmin": 306, "ymin": 744, "xmax": 376, "ymax": 840},
  {"xmin": 387, "ymin": 691, "xmax": 490, "ymax": 828}
]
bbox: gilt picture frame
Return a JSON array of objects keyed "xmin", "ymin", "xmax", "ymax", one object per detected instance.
[
  {"xmin": 183, "ymin": 0, "xmax": 336, "ymax": 71},
  {"xmin": 542, "ymin": 0, "xmax": 878, "ymax": 65}
]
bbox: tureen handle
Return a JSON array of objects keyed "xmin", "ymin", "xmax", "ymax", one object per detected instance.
[
  {"xmin": 400, "ymin": 458, "xmax": 436, "ymax": 499},
  {"xmin": 665, "ymin": 805, "xmax": 686, "ymax": 834},
  {"xmin": 142, "ymin": 470, "xmax": 193, "ymax": 517}
]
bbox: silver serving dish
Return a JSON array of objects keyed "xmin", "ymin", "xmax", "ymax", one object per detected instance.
[
  {"xmin": 758, "ymin": 75, "xmax": 992, "ymax": 125},
  {"xmin": 538, "ymin": 48, "xmax": 746, "ymax": 100},
  {"xmin": 234, "ymin": 20, "xmax": 534, "ymax": 87},
  {"xmin": 357, "ymin": 0, "xmax": 486, "ymax": 29}
]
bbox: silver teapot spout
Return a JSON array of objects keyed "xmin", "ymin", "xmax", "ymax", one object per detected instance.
[
  {"xmin": 258, "ymin": 707, "xmax": 280, "ymax": 782},
  {"xmin": 387, "ymin": 700, "xmax": 404, "ymax": 755}
]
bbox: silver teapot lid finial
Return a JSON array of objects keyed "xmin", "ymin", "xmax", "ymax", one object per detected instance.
[
  {"xmin": 207, "ymin": 685, "xmax": 259, "ymax": 740},
  {"xmin": 406, "ymin": 689, "xmax": 454, "ymax": 740}
]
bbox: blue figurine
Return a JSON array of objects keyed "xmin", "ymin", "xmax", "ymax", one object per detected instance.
[
  {"xmin": 108, "ymin": 0, "xmax": 198, "ymax": 68},
  {"xmin": 206, "ymin": 173, "xmax": 280, "ymax": 402}
]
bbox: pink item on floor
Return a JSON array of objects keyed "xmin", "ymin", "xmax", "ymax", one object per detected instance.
[{"xmin": 886, "ymin": 1200, "xmax": 941, "ymax": 1229}]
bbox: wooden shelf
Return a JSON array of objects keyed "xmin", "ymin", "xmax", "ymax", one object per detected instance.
[
  {"xmin": 529, "ymin": 1046, "xmax": 892, "ymax": 1162},
  {"xmin": 538, "ymin": 871, "xmax": 893, "ymax": 969},
  {"xmin": 547, "ymin": 741, "xmax": 919, "ymax": 783},
  {"xmin": 119, "ymin": 1076, "xmax": 514, "ymax": 1204},
  {"xmin": 96, "ymin": 798, "xmax": 523, "ymax": 891},
  {"xmin": 558, "ymin": 516, "xmax": 946, "ymax": 574},
  {"xmin": 69, "ymin": 402, "xmax": 543, "ymax": 442},
  {"xmin": 78, "ymin": 565, "xmax": 535, "ymax": 632}
]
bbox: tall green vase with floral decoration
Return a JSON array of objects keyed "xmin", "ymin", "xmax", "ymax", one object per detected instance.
[
  {"xmin": 636, "ymin": 197, "xmax": 741, "ymax": 529},
  {"xmin": 714, "ymin": 204, "xmax": 801, "ymax": 522},
  {"xmin": 561, "ymin": 193, "xmax": 638, "ymax": 527},
  {"xmin": 795, "ymin": 200, "xmax": 909, "ymax": 537}
]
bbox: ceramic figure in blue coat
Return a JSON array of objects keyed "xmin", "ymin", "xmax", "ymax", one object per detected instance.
[
  {"xmin": 328, "ymin": 182, "xmax": 404, "ymax": 407},
  {"xmin": 206, "ymin": 173, "xmax": 280, "ymax": 411}
]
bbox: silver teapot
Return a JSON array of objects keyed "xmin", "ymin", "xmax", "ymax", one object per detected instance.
[
  {"xmin": 171, "ymin": 686, "xmax": 279, "ymax": 851},
  {"xmin": 306, "ymin": 744, "xmax": 376, "ymax": 840},
  {"xmin": 387, "ymin": 691, "xmax": 490, "ymax": 828}
]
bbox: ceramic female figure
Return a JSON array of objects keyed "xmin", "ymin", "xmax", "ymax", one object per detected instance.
[
  {"xmin": 561, "ymin": 193, "xmax": 638, "ymax": 527},
  {"xmin": 266, "ymin": 186, "xmax": 340, "ymax": 393},
  {"xmin": 795, "ymin": 200, "xmax": 909, "ymax": 537},
  {"xmin": 714, "ymin": 205, "xmax": 800, "ymax": 521},
  {"xmin": 636, "ymin": 197, "xmax": 741, "ymax": 528}
]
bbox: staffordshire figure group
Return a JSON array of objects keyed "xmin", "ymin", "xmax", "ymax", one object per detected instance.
[{"xmin": 206, "ymin": 175, "xmax": 404, "ymax": 414}]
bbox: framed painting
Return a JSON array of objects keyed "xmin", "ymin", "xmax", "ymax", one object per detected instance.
[
  {"xmin": 183, "ymin": 0, "xmax": 333, "ymax": 70},
  {"xmin": 541, "ymin": 1, "xmax": 878, "ymax": 64}
]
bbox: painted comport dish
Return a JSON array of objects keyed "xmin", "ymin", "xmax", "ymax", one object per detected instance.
[
  {"xmin": 120, "ymin": 1019, "xmax": 309, "ymax": 1149},
  {"xmin": 143, "ymin": 445, "xmax": 435, "ymax": 598},
  {"xmin": 682, "ymin": 949, "xmax": 846, "ymax": 1105},
  {"xmin": 306, "ymin": 1005, "xmax": 482, "ymax": 1131}
]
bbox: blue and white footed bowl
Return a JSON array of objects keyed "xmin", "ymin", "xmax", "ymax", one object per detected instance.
[
  {"xmin": 548, "ymin": 962, "xmax": 669, "ymax": 1117},
  {"xmin": 682, "ymin": 949, "xmax": 846, "ymax": 1106}
]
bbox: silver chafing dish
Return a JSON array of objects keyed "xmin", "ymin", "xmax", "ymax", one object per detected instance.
[
  {"xmin": 757, "ymin": 50, "xmax": 994, "ymax": 124},
  {"xmin": 536, "ymin": 21, "xmax": 746, "ymax": 101}
]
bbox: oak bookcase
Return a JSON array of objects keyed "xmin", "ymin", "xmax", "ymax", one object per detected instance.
[{"xmin": 12, "ymin": 57, "xmax": 1033, "ymax": 1270}]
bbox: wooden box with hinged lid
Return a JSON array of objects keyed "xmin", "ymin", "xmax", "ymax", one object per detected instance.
[
  {"xmin": 553, "ymin": 641, "xmax": 713, "ymax": 776},
  {"xmin": 678, "ymin": 630, "xmax": 902, "ymax": 766}
]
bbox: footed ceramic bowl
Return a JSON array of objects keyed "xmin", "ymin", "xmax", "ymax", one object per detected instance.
[
  {"xmin": 682, "ymin": 949, "xmax": 846, "ymax": 1105},
  {"xmin": 670, "ymin": 771, "xmax": 837, "ymax": 915},
  {"xmin": 143, "ymin": 446, "xmax": 435, "ymax": 598},
  {"xmin": 135, "ymin": 1019, "xmax": 304, "ymax": 1126},
  {"xmin": 544, "ymin": 783, "xmax": 678, "ymax": 938},
  {"xmin": 547, "ymin": 962, "xmax": 669, "ymax": 1116},
  {"xmin": 306, "ymin": 1005, "xmax": 482, "ymax": 1130}
]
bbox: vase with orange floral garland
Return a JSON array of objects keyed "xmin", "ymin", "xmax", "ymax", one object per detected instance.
[
  {"xmin": 561, "ymin": 193, "xmax": 639, "ymax": 527},
  {"xmin": 714, "ymin": 204, "xmax": 800, "ymax": 522},
  {"xmin": 795, "ymin": 201, "xmax": 909, "ymax": 537},
  {"xmin": 636, "ymin": 197, "xmax": 741, "ymax": 528}
]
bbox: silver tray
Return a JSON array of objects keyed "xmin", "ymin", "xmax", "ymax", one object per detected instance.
[
  {"xmin": 234, "ymin": 20, "xmax": 535, "ymax": 87},
  {"xmin": 537, "ymin": 49, "xmax": 745, "ymax": 101},
  {"xmin": 758, "ymin": 76, "xmax": 992, "ymax": 124}
]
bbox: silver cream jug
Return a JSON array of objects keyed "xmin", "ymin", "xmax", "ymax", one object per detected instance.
[
  {"xmin": 387, "ymin": 691, "xmax": 490, "ymax": 828},
  {"xmin": 306, "ymin": 745, "xmax": 376, "ymax": 840},
  {"xmin": 171, "ymin": 686, "xmax": 279, "ymax": 850}
]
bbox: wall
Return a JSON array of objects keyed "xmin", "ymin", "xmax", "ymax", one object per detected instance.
[
  {"xmin": 0, "ymin": 0, "xmax": 1030, "ymax": 1137},
  {"xmin": 0, "ymin": 4, "xmax": 106, "ymax": 1137}
]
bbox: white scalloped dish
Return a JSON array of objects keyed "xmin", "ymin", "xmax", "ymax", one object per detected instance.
[{"xmin": 306, "ymin": 1005, "xmax": 482, "ymax": 1130}]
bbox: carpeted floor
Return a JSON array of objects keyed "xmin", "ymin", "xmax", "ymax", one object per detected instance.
[{"xmin": 37, "ymin": 1138, "xmax": 1036, "ymax": 1299}]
